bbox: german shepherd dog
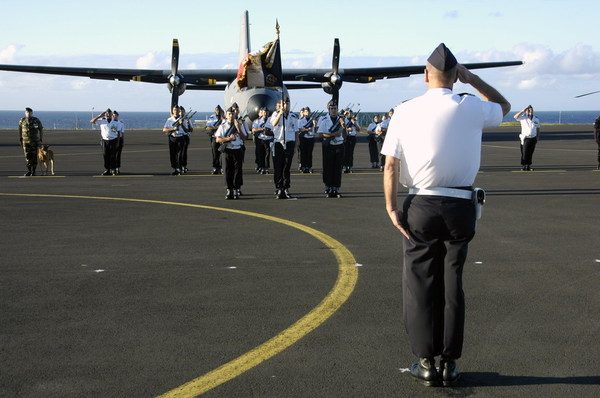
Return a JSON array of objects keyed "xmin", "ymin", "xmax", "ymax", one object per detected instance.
[{"xmin": 37, "ymin": 144, "xmax": 55, "ymax": 176}]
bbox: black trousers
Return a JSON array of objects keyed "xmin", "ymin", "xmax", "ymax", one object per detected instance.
[
  {"xmin": 520, "ymin": 137, "xmax": 537, "ymax": 166},
  {"xmin": 377, "ymin": 134, "xmax": 387, "ymax": 167},
  {"xmin": 210, "ymin": 136, "xmax": 222, "ymax": 169},
  {"xmin": 182, "ymin": 135, "xmax": 190, "ymax": 168},
  {"xmin": 401, "ymin": 195, "xmax": 476, "ymax": 360},
  {"xmin": 299, "ymin": 134, "xmax": 315, "ymax": 169},
  {"xmin": 343, "ymin": 135, "xmax": 357, "ymax": 168},
  {"xmin": 115, "ymin": 136, "xmax": 124, "ymax": 168},
  {"xmin": 223, "ymin": 148, "xmax": 244, "ymax": 190},
  {"xmin": 168, "ymin": 136, "xmax": 186, "ymax": 170},
  {"xmin": 367, "ymin": 135, "xmax": 379, "ymax": 163},
  {"xmin": 102, "ymin": 138, "xmax": 119, "ymax": 170},
  {"xmin": 255, "ymin": 139, "xmax": 271, "ymax": 170},
  {"xmin": 272, "ymin": 141, "xmax": 295, "ymax": 189},
  {"xmin": 322, "ymin": 142, "xmax": 344, "ymax": 188}
]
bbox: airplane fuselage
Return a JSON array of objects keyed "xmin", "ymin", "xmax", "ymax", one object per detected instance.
[{"xmin": 224, "ymin": 81, "xmax": 289, "ymax": 121}]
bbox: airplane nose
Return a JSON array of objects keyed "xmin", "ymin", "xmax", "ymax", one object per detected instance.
[{"xmin": 246, "ymin": 94, "xmax": 277, "ymax": 120}]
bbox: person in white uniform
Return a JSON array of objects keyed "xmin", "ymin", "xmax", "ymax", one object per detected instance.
[
  {"xmin": 215, "ymin": 107, "xmax": 247, "ymax": 199},
  {"xmin": 382, "ymin": 43, "xmax": 511, "ymax": 388},
  {"xmin": 317, "ymin": 100, "xmax": 347, "ymax": 198},
  {"xmin": 514, "ymin": 105, "xmax": 540, "ymax": 171},
  {"xmin": 112, "ymin": 111, "xmax": 125, "ymax": 175},
  {"xmin": 269, "ymin": 97, "xmax": 298, "ymax": 199},
  {"xmin": 90, "ymin": 108, "xmax": 120, "ymax": 176}
]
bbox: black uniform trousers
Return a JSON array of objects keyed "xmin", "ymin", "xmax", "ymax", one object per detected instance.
[
  {"xmin": 520, "ymin": 137, "xmax": 537, "ymax": 166},
  {"xmin": 210, "ymin": 136, "xmax": 222, "ymax": 170},
  {"xmin": 401, "ymin": 194, "xmax": 476, "ymax": 360},
  {"xmin": 322, "ymin": 142, "xmax": 345, "ymax": 188},
  {"xmin": 168, "ymin": 135, "xmax": 186, "ymax": 170},
  {"xmin": 255, "ymin": 138, "xmax": 271, "ymax": 170},
  {"xmin": 367, "ymin": 134, "xmax": 380, "ymax": 164},
  {"xmin": 115, "ymin": 136, "xmax": 124, "ymax": 168},
  {"xmin": 377, "ymin": 134, "xmax": 387, "ymax": 167},
  {"xmin": 223, "ymin": 148, "xmax": 244, "ymax": 190},
  {"xmin": 299, "ymin": 134, "xmax": 315, "ymax": 170},
  {"xmin": 272, "ymin": 141, "xmax": 295, "ymax": 189},
  {"xmin": 102, "ymin": 138, "xmax": 119, "ymax": 170},
  {"xmin": 343, "ymin": 135, "xmax": 357, "ymax": 168},
  {"xmin": 182, "ymin": 135, "xmax": 190, "ymax": 169}
]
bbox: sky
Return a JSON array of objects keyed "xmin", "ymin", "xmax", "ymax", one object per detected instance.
[{"xmin": 1, "ymin": 0, "xmax": 599, "ymax": 112}]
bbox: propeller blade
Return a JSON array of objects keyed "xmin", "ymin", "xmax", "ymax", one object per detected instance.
[
  {"xmin": 171, "ymin": 39, "xmax": 179, "ymax": 78},
  {"xmin": 171, "ymin": 39, "xmax": 180, "ymax": 108},
  {"xmin": 332, "ymin": 38, "xmax": 340, "ymax": 76},
  {"xmin": 574, "ymin": 90, "xmax": 600, "ymax": 98}
]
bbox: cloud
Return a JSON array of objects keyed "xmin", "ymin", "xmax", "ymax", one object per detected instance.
[
  {"xmin": 0, "ymin": 44, "xmax": 19, "ymax": 63},
  {"xmin": 136, "ymin": 52, "xmax": 158, "ymax": 69}
]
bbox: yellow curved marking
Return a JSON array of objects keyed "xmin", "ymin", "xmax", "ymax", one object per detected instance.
[{"xmin": 0, "ymin": 193, "xmax": 358, "ymax": 397}]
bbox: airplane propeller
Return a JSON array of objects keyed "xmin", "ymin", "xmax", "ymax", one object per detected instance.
[
  {"xmin": 322, "ymin": 38, "xmax": 343, "ymax": 104},
  {"xmin": 574, "ymin": 90, "xmax": 600, "ymax": 98},
  {"xmin": 168, "ymin": 39, "xmax": 186, "ymax": 109}
]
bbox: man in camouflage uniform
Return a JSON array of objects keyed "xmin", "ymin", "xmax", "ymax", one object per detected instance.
[{"xmin": 18, "ymin": 107, "xmax": 44, "ymax": 176}]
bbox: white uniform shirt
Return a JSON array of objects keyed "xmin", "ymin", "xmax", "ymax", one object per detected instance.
[
  {"xmin": 113, "ymin": 120, "xmax": 125, "ymax": 137},
  {"xmin": 164, "ymin": 117, "xmax": 186, "ymax": 137},
  {"xmin": 345, "ymin": 118, "xmax": 360, "ymax": 136},
  {"xmin": 298, "ymin": 116, "xmax": 315, "ymax": 138},
  {"xmin": 381, "ymin": 88, "xmax": 502, "ymax": 188},
  {"xmin": 95, "ymin": 119, "xmax": 119, "ymax": 140},
  {"xmin": 317, "ymin": 115, "xmax": 345, "ymax": 145},
  {"xmin": 516, "ymin": 114, "xmax": 540, "ymax": 143},
  {"xmin": 252, "ymin": 117, "xmax": 273, "ymax": 140},
  {"xmin": 367, "ymin": 121, "xmax": 378, "ymax": 134},
  {"xmin": 215, "ymin": 121, "xmax": 244, "ymax": 149},
  {"xmin": 269, "ymin": 112, "xmax": 298, "ymax": 144}
]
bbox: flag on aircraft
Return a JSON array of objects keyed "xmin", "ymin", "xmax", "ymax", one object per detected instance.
[{"xmin": 237, "ymin": 39, "xmax": 282, "ymax": 89}]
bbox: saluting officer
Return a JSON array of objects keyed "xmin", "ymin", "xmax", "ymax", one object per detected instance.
[
  {"xmin": 18, "ymin": 107, "xmax": 43, "ymax": 176},
  {"xmin": 382, "ymin": 43, "xmax": 510, "ymax": 387},
  {"xmin": 317, "ymin": 100, "xmax": 347, "ymax": 198},
  {"xmin": 91, "ymin": 108, "xmax": 120, "ymax": 176},
  {"xmin": 112, "ymin": 110, "xmax": 125, "ymax": 175},
  {"xmin": 179, "ymin": 106, "xmax": 193, "ymax": 174},
  {"xmin": 269, "ymin": 97, "xmax": 298, "ymax": 199}
]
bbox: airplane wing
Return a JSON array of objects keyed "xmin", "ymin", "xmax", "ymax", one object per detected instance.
[
  {"xmin": 0, "ymin": 64, "xmax": 237, "ymax": 87},
  {"xmin": 283, "ymin": 61, "xmax": 523, "ymax": 86},
  {"xmin": 0, "ymin": 60, "xmax": 522, "ymax": 87}
]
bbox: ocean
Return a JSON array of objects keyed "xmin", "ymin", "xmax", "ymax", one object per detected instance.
[{"xmin": 1, "ymin": 110, "xmax": 598, "ymax": 130}]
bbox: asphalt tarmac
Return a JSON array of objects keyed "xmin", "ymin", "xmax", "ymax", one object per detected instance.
[{"xmin": 1, "ymin": 125, "xmax": 599, "ymax": 397}]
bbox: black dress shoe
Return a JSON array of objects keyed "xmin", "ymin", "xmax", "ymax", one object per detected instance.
[
  {"xmin": 410, "ymin": 357, "xmax": 440, "ymax": 387},
  {"xmin": 275, "ymin": 189, "xmax": 283, "ymax": 199},
  {"xmin": 225, "ymin": 189, "xmax": 234, "ymax": 200},
  {"xmin": 283, "ymin": 189, "xmax": 293, "ymax": 199},
  {"xmin": 439, "ymin": 358, "xmax": 459, "ymax": 387}
]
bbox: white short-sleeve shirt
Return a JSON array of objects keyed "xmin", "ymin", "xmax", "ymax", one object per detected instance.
[
  {"xmin": 381, "ymin": 88, "xmax": 502, "ymax": 188},
  {"xmin": 269, "ymin": 112, "xmax": 298, "ymax": 143},
  {"xmin": 95, "ymin": 119, "xmax": 120, "ymax": 140}
]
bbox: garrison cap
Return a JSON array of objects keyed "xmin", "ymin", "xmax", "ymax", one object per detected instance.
[{"xmin": 427, "ymin": 43, "xmax": 457, "ymax": 71}]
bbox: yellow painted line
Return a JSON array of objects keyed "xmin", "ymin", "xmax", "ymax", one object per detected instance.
[{"xmin": 0, "ymin": 193, "xmax": 359, "ymax": 397}]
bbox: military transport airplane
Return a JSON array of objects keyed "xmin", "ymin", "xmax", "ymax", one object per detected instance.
[{"xmin": 0, "ymin": 11, "xmax": 522, "ymax": 122}]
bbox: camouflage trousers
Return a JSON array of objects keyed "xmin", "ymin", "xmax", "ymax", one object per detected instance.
[{"xmin": 22, "ymin": 141, "xmax": 40, "ymax": 168}]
